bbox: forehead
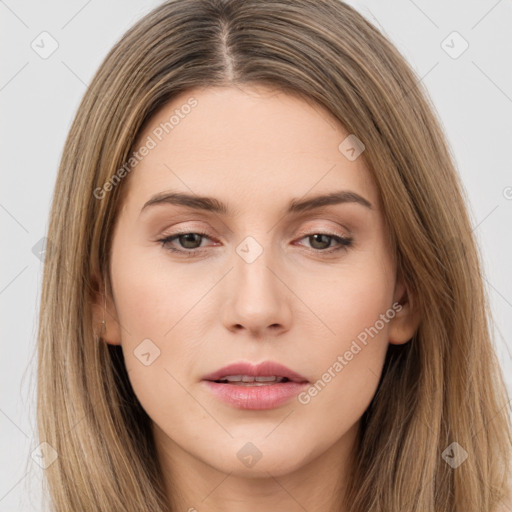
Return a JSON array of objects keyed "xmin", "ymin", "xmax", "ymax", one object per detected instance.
[{"xmin": 122, "ymin": 85, "xmax": 378, "ymax": 213}]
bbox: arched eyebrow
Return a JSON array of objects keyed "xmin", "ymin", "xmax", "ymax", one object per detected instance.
[{"xmin": 140, "ymin": 190, "xmax": 372, "ymax": 216}]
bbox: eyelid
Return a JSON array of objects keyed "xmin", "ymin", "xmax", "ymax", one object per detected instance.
[
  {"xmin": 157, "ymin": 228, "xmax": 217, "ymax": 247},
  {"xmin": 294, "ymin": 220, "xmax": 352, "ymax": 240},
  {"xmin": 157, "ymin": 222, "xmax": 350, "ymax": 244}
]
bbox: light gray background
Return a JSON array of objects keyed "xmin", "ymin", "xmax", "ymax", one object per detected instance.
[{"xmin": 1, "ymin": 1, "xmax": 511, "ymax": 510}]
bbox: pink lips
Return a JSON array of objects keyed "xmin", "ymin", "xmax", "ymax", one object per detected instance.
[
  {"xmin": 202, "ymin": 360, "xmax": 309, "ymax": 383},
  {"xmin": 202, "ymin": 360, "xmax": 309, "ymax": 410}
]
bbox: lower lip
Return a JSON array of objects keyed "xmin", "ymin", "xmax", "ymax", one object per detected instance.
[{"xmin": 203, "ymin": 380, "xmax": 309, "ymax": 410}]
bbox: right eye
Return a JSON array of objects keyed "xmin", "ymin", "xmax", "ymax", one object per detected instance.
[{"xmin": 157, "ymin": 230, "xmax": 215, "ymax": 255}]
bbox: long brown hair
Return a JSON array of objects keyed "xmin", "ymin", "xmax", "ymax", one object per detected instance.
[{"xmin": 37, "ymin": 0, "xmax": 512, "ymax": 510}]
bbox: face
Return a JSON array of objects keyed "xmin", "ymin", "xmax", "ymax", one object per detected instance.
[{"xmin": 99, "ymin": 85, "xmax": 417, "ymax": 482}]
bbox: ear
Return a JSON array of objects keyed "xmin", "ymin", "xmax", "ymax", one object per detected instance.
[
  {"xmin": 388, "ymin": 278, "xmax": 420, "ymax": 345},
  {"xmin": 91, "ymin": 273, "xmax": 122, "ymax": 346}
]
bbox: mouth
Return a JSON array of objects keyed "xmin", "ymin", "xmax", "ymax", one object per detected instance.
[
  {"xmin": 211, "ymin": 375, "xmax": 294, "ymax": 386},
  {"xmin": 202, "ymin": 360, "xmax": 309, "ymax": 385},
  {"xmin": 201, "ymin": 360, "xmax": 309, "ymax": 409}
]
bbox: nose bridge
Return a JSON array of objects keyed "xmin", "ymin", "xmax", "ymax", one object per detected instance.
[
  {"xmin": 234, "ymin": 233, "xmax": 281, "ymax": 303},
  {"xmin": 224, "ymin": 232, "xmax": 291, "ymax": 333}
]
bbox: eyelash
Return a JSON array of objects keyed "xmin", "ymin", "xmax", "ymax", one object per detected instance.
[{"xmin": 157, "ymin": 229, "xmax": 353, "ymax": 256}]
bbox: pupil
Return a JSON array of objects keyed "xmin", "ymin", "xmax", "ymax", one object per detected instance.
[
  {"xmin": 180, "ymin": 233, "xmax": 201, "ymax": 249},
  {"xmin": 310, "ymin": 234, "xmax": 330, "ymax": 250}
]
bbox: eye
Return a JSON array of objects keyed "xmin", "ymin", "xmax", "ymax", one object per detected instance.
[
  {"xmin": 158, "ymin": 230, "xmax": 214, "ymax": 256},
  {"xmin": 295, "ymin": 233, "xmax": 353, "ymax": 253},
  {"xmin": 157, "ymin": 228, "xmax": 354, "ymax": 257}
]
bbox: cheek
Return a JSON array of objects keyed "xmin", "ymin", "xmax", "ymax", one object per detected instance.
[
  {"xmin": 300, "ymin": 249, "xmax": 394, "ymax": 412},
  {"xmin": 111, "ymin": 240, "xmax": 203, "ymax": 345},
  {"xmin": 311, "ymin": 244, "xmax": 394, "ymax": 349},
  {"xmin": 109, "ymin": 239, "xmax": 204, "ymax": 414}
]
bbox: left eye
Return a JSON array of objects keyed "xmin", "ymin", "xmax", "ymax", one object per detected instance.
[
  {"xmin": 157, "ymin": 231, "xmax": 353, "ymax": 255},
  {"xmin": 297, "ymin": 233, "xmax": 353, "ymax": 252}
]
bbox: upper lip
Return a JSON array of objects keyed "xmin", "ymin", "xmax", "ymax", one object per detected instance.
[{"xmin": 202, "ymin": 360, "xmax": 309, "ymax": 383}]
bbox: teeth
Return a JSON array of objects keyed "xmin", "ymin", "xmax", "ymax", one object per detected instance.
[
  {"xmin": 218, "ymin": 375, "xmax": 287, "ymax": 383},
  {"xmin": 252, "ymin": 376, "xmax": 281, "ymax": 382},
  {"xmin": 223, "ymin": 375, "xmax": 244, "ymax": 382}
]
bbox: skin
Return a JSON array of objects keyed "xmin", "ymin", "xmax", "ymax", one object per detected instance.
[{"xmin": 94, "ymin": 84, "xmax": 419, "ymax": 512}]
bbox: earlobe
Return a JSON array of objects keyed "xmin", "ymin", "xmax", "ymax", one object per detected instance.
[
  {"xmin": 91, "ymin": 275, "xmax": 122, "ymax": 346},
  {"xmin": 388, "ymin": 279, "xmax": 420, "ymax": 345}
]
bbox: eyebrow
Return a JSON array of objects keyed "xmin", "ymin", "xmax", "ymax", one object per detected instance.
[{"xmin": 140, "ymin": 189, "xmax": 372, "ymax": 216}]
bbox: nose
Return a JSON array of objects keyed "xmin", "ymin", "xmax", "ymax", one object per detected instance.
[{"xmin": 220, "ymin": 239, "xmax": 293, "ymax": 337}]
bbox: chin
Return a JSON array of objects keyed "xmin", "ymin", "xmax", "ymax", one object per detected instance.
[{"xmin": 202, "ymin": 439, "xmax": 313, "ymax": 478}]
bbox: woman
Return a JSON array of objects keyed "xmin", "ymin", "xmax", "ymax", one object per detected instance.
[{"xmin": 37, "ymin": 0, "xmax": 512, "ymax": 510}]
